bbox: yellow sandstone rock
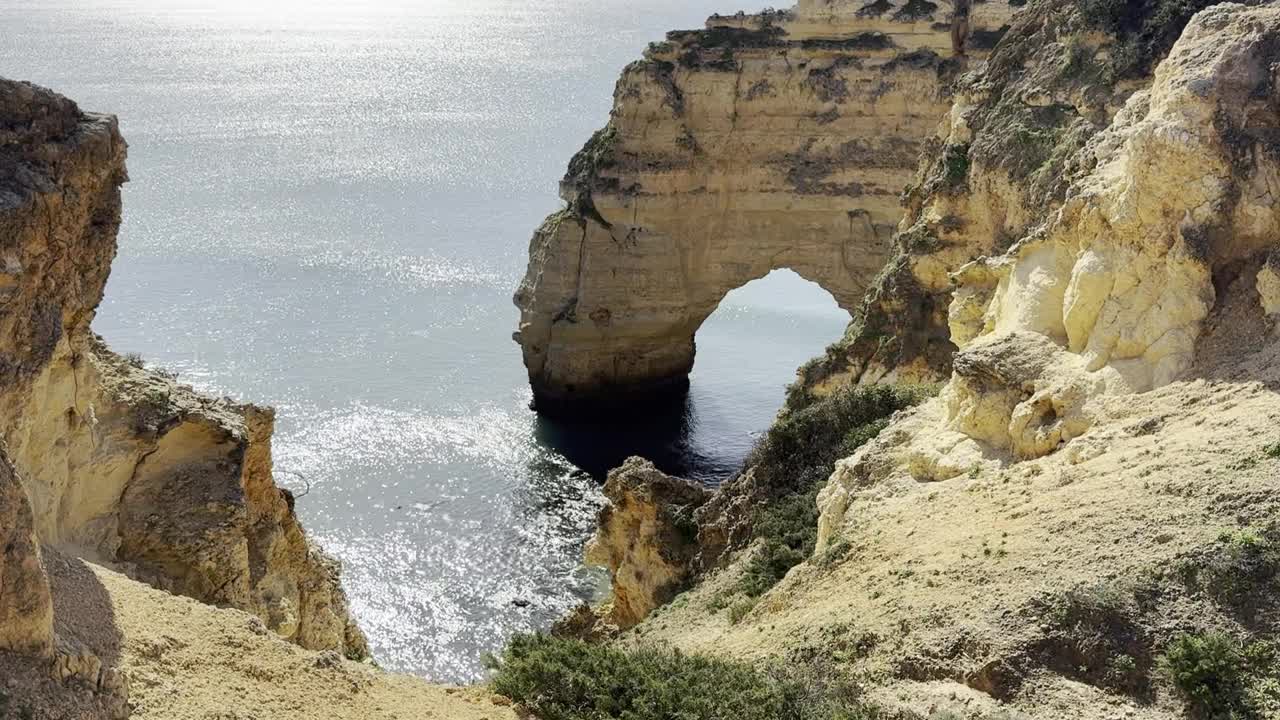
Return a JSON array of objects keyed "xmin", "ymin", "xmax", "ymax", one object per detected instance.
[
  {"xmin": 0, "ymin": 77, "xmax": 367, "ymax": 684},
  {"xmin": 514, "ymin": 0, "xmax": 1021, "ymax": 415}
]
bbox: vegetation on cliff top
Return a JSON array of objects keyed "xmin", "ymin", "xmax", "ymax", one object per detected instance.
[
  {"xmin": 737, "ymin": 384, "xmax": 935, "ymax": 597},
  {"xmin": 487, "ymin": 634, "xmax": 870, "ymax": 720},
  {"xmin": 1078, "ymin": 0, "xmax": 1235, "ymax": 77}
]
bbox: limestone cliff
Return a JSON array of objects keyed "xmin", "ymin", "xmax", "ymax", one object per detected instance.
[
  {"xmin": 0, "ymin": 77, "xmax": 366, "ymax": 705},
  {"xmin": 0, "ymin": 452, "xmax": 53, "ymax": 659},
  {"xmin": 814, "ymin": 0, "xmax": 1280, "ymax": 496},
  {"xmin": 514, "ymin": 0, "xmax": 1020, "ymax": 415},
  {"xmin": 787, "ymin": 0, "xmax": 1212, "ymax": 402},
  {"xmin": 611, "ymin": 3, "xmax": 1280, "ymax": 718}
]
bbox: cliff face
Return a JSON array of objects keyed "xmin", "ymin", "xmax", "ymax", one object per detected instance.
[
  {"xmin": 787, "ymin": 0, "xmax": 1211, "ymax": 402},
  {"xmin": 612, "ymin": 4, "xmax": 1280, "ymax": 718},
  {"xmin": 0, "ymin": 452, "xmax": 52, "ymax": 658},
  {"xmin": 0, "ymin": 77, "xmax": 366, "ymax": 695},
  {"xmin": 814, "ymin": 0, "xmax": 1280, "ymax": 495},
  {"xmin": 514, "ymin": 0, "xmax": 1020, "ymax": 415}
]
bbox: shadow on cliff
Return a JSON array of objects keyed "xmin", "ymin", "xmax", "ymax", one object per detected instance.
[
  {"xmin": 45, "ymin": 549, "xmax": 122, "ymax": 669},
  {"xmin": 532, "ymin": 394, "xmax": 735, "ymax": 482},
  {"xmin": 0, "ymin": 549, "xmax": 125, "ymax": 720}
]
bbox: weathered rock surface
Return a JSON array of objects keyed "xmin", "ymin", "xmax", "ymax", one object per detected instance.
[
  {"xmin": 0, "ymin": 451, "xmax": 53, "ymax": 658},
  {"xmin": 584, "ymin": 457, "xmax": 711, "ymax": 630},
  {"xmin": 514, "ymin": 0, "xmax": 1020, "ymax": 415},
  {"xmin": 819, "ymin": 0, "xmax": 1280, "ymax": 517},
  {"xmin": 0, "ymin": 75, "xmax": 367, "ymax": 689},
  {"xmin": 623, "ymin": 4, "xmax": 1280, "ymax": 719},
  {"xmin": 789, "ymin": 0, "xmax": 1152, "ymax": 403}
]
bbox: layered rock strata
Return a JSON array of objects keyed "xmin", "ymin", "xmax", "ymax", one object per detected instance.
[
  {"xmin": 819, "ymin": 0, "xmax": 1280, "ymax": 532},
  {"xmin": 787, "ymin": 0, "xmax": 1216, "ymax": 402},
  {"xmin": 0, "ymin": 77, "xmax": 367, "ymax": 699},
  {"xmin": 624, "ymin": 7, "xmax": 1280, "ymax": 717},
  {"xmin": 514, "ymin": 0, "xmax": 1020, "ymax": 415}
]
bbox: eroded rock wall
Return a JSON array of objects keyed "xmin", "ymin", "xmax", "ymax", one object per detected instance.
[
  {"xmin": 789, "ymin": 0, "xmax": 1155, "ymax": 403},
  {"xmin": 0, "ymin": 78, "xmax": 367, "ymax": 666},
  {"xmin": 0, "ymin": 452, "xmax": 53, "ymax": 658},
  {"xmin": 514, "ymin": 0, "xmax": 1020, "ymax": 415},
  {"xmin": 625, "ymin": 9, "xmax": 1280, "ymax": 716},
  {"xmin": 818, "ymin": 0, "xmax": 1280, "ymax": 538}
]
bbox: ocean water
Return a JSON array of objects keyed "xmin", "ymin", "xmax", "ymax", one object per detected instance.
[{"xmin": 0, "ymin": 0, "xmax": 850, "ymax": 682}]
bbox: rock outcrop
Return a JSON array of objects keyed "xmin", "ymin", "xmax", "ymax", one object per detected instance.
[
  {"xmin": 602, "ymin": 4, "xmax": 1280, "ymax": 718},
  {"xmin": 0, "ymin": 452, "xmax": 53, "ymax": 658},
  {"xmin": 788, "ymin": 0, "xmax": 1244, "ymax": 402},
  {"xmin": 514, "ymin": 0, "xmax": 1020, "ymax": 415},
  {"xmin": 819, "ymin": 0, "xmax": 1280, "ymax": 531},
  {"xmin": 0, "ymin": 76, "xmax": 367, "ymax": 702},
  {"xmin": 584, "ymin": 457, "xmax": 711, "ymax": 630}
]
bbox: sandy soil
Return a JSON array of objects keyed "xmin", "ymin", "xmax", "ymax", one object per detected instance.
[{"xmin": 8, "ymin": 551, "xmax": 519, "ymax": 720}]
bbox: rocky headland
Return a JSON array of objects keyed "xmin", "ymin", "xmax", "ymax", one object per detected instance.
[
  {"xmin": 0, "ymin": 79, "xmax": 516, "ymax": 719},
  {"xmin": 6, "ymin": 0, "xmax": 1280, "ymax": 716},
  {"xmin": 508, "ymin": 1, "xmax": 1280, "ymax": 719},
  {"xmin": 513, "ymin": 0, "xmax": 1019, "ymax": 416}
]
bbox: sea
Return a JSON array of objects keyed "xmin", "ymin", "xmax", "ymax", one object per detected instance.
[{"xmin": 0, "ymin": 0, "xmax": 850, "ymax": 683}]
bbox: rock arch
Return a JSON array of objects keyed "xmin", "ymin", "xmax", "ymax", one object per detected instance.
[
  {"xmin": 513, "ymin": 0, "xmax": 1022, "ymax": 416},
  {"xmin": 514, "ymin": 206, "xmax": 885, "ymax": 415}
]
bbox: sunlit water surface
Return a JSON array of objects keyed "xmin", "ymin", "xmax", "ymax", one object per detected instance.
[{"xmin": 0, "ymin": 0, "xmax": 849, "ymax": 682}]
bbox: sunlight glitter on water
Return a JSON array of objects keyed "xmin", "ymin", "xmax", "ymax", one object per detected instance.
[{"xmin": 276, "ymin": 402, "xmax": 607, "ymax": 680}]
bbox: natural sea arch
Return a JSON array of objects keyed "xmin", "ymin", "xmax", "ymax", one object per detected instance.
[
  {"xmin": 513, "ymin": 208, "xmax": 886, "ymax": 418},
  {"xmin": 685, "ymin": 269, "xmax": 851, "ymax": 465}
]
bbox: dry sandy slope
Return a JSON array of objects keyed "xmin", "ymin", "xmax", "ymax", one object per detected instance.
[
  {"xmin": 19, "ymin": 553, "xmax": 518, "ymax": 720},
  {"xmin": 627, "ymin": 291, "xmax": 1280, "ymax": 719}
]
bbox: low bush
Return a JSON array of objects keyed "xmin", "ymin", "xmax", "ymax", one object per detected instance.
[
  {"xmin": 487, "ymin": 634, "xmax": 873, "ymax": 720},
  {"xmin": 1076, "ymin": 0, "xmax": 1228, "ymax": 77},
  {"xmin": 737, "ymin": 385, "xmax": 934, "ymax": 596},
  {"xmin": 940, "ymin": 143, "xmax": 970, "ymax": 190},
  {"xmin": 1160, "ymin": 632, "xmax": 1278, "ymax": 719}
]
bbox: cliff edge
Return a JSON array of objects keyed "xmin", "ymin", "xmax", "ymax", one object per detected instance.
[
  {"xmin": 0, "ymin": 79, "xmax": 367, "ymax": 714},
  {"xmin": 524, "ymin": 2, "xmax": 1280, "ymax": 719}
]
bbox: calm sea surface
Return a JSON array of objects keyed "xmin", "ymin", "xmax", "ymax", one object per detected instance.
[{"xmin": 0, "ymin": 0, "xmax": 849, "ymax": 682}]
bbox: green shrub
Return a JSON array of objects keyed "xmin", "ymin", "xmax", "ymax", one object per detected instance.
[
  {"xmin": 737, "ymin": 385, "xmax": 934, "ymax": 596},
  {"xmin": 487, "ymin": 634, "xmax": 871, "ymax": 720},
  {"xmin": 1159, "ymin": 632, "xmax": 1280, "ymax": 719},
  {"xmin": 729, "ymin": 597, "xmax": 758, "ymax": 624},
  {"xmin": 940, "ymin": 143, "xmax": 970, "ymax": 190},
  {"xmin": 1076, "ymin": 0, "xmax": 1227, "ymax": 77},
  {"xmin": 748, "ymin": 384, "xmax": 933, "ymax": 498}
]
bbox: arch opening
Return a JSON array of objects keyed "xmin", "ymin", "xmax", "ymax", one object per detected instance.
[
  {"xmin": 534, "ymin": 269, "xmax": 851, "ymax": 482},
  {"xmin": 685, "ymin": 268, "xmax": 851, "ymax": 478}
]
